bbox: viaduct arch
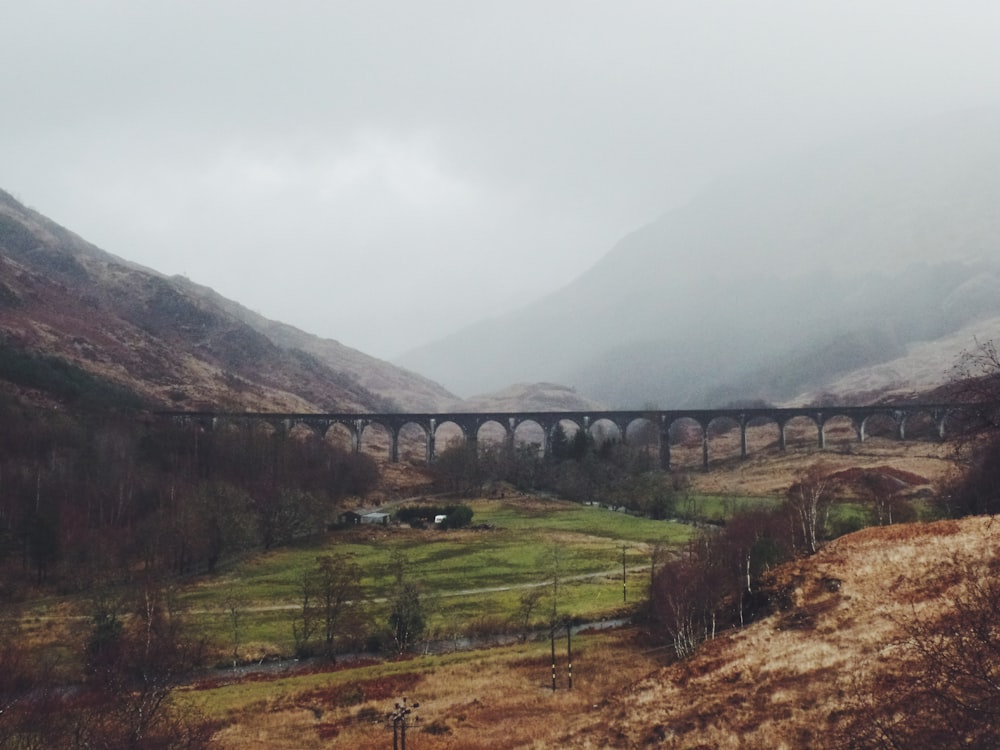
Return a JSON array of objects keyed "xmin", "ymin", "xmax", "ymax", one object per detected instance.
[{"xmin": 158, "ymin": 404, "xmax": 962, "ymax": 471}]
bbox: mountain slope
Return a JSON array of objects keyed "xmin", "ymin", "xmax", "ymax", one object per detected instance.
[
  {"xmin": 0, "ymin": 189, "xmax": 456, "ymax": 412},
  {"xmin": 396, "ymin": 110, "xmax": 1000, "ymax": 406},
  {"xmin": 168, "ymin": 277, "xmax": 456, "ymax": 411},
  {"xmin": 566, "ymin": 515, "xmax": 999, "ymax": 748}
]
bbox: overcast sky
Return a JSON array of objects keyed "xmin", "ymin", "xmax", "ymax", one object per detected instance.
[{"xmin": 3, "ymin": 2, "xmax": 1000, "ymax": 358}]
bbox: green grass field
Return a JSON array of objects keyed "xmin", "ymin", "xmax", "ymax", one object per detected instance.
[
  {"xmin": 180, "ymin": 495, "xmax": 698, "ymax": 660},
  {"xmin": 674, "ymin": 493, "xmax": 783, "ymax": 522}
]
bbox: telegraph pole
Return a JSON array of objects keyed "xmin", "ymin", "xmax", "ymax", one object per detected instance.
[
  {"xmin": 387, "ymin": 697, "xmax": 418, "ymax": 750},
  {"xmin": 622, "ymin": 543, "xmax": 628, "ymax": 602},
  {"xmin": 550, "ymin": 622, "xmax": 557, "ymax": 691},
  {"xmin": 550, "ymin": 544, "xmax": 559, "ymax": 691},
  {"xmin": 566, "ymin": 617, "xmax": 573, "ymax": 690}
]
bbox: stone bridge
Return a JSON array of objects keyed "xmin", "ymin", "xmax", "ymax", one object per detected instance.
[{"xmin": 157, "ymin": 403, "xmax": 963, "ymax": 471}]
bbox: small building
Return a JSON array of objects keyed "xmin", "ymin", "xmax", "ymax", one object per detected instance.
[
  {"xmin": 361, "ymin": 511, "xmax": 390, "ymax": 526},
  {"xmin": 338, "ymin": 511, "xmax": 363, "ymax": 526},
  {"xmin": 434, "ymin": 514, "xmax": 448, "ymax": 525}
]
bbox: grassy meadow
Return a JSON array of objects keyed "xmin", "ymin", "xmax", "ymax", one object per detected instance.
[{"xmin": 180, "ymin": 494, "xmax": 708, "ymax": 662}]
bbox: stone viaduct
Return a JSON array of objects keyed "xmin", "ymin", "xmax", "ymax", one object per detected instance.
[{"xmin": 158, "ymin": 404, "xmax": 962, "ymax": 471}]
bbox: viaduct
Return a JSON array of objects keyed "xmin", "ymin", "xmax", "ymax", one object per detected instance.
[{"xmin": 158, "ymin": 404, "xmax": 963, "ymax": 471}]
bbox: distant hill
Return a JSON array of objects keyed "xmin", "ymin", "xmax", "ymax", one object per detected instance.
[
  {"xmin": 454, "ymin": 382, "xmax": 605, "ymax": 412},
  {"xmin": 396, "ymin": 110, "xmax": 1000, "ymax": 407},
  {"xmin": 0, "ymin": 189, "xmax": 456, "ymax": 413}
]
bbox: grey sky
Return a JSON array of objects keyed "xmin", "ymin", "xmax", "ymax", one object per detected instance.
[{"xmin": 3, "ymin": 1, "xmax": 999, "ymax": 358}]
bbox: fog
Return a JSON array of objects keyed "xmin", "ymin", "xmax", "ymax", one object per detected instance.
[{"xmin": 3, "ymin": 1, "xmax": 999, "ymax": 358}]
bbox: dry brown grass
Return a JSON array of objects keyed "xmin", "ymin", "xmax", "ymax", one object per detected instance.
[
  {"xmin": 682, "ymin": 424, "xmax": 956, "ymax": 497},
  {"xmin": 195, "ymin": 513, "xmax": 997, "ymax": 749},
  {"xmin": 201, "ymin": 630, "xmax": 661, "ymax": 749},
  {"xmin": 562, "ymin": 515, "xmax": 999, "ymax": 749}
]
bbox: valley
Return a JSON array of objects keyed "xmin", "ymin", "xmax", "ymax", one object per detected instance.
[
  {"xmin": 2, "ymin": 421, "xmax": 980, "ymax": 748},
  {"xmin": 1, "ymin": 102, "xmax": 999, "ymax": 748}
]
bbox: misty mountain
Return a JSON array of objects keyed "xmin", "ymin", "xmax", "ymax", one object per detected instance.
[
  {"xmin": 395, "ymin": 110, "xmax": 1000, "ymax": 407},
  {"xmin": 0, "ymin": 189, "xmax": 456, "ymax": 413}
]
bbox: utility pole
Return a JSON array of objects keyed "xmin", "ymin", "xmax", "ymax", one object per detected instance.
[
  {"xmin": 387, "ymin": 697, "xmax": 418, "ymax": 750},
  {"xmin": 566, "ymin": 616, "xmax": 573, "ymax": 690},
  {"xmin": 550, "ymin": 622, "xmax": 557, "ymax": 691},
  {"xmin": 550, "ymin": 544, "xmax": 559, "ymax": 691},
  {"xmin": 622, "ymin": 543, "xmax": 628, "ymax": 603}
]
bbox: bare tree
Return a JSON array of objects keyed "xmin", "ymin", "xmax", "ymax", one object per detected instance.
[
  {"xmin": 785, "ymin": 463, "xmax": 836, "ymax": 554},
  {"xmin": 314, "ymin": 554, "xmax": 363, "ymax": 658},
  {"xmin": 388, "ymin": 582, "xmax": 425, "ymax": 655},
  {"xmin": 651, "ymin": 536, "xmax": 725, "ymax": 659},
  {"xmin": 222, "ymin": 587, "xmax": 246, "ymax": 668},
  {"xmin": 384, "ymin": 550, "xmax": 425, "ymax": 655},
  {"xmin": 858, "ymin": 471, "xmax": 909, "ymax": 526},
  {"xmin": 293, "ymin": 553, "xmax": 364, "ymax": 659},
  {"xmin": 939, "ymin": 339, "xmax": 1000, "ymax": 518},
  {"xmin": 515, "ymin": 588, "xmax": 545, "ymax": 641},
  {"xmin": 951, "ymin": 338, "xmax": 1000, "ymax": 430}
]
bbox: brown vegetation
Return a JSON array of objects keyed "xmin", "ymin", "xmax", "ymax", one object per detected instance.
[
  {"xmin": 168, "ymin": 513, "xmax": 997, "ymax": 749},
  {"xmin": 204, "ymin": 630, "xmax": 660, "ymax": 749},
  {"xmin": 565, "ymin": 515, "xmax": 998, "ymax": 749},
  {"xmin": 683, "ymin": 422, "xmax": 955, "ymax": 497}
]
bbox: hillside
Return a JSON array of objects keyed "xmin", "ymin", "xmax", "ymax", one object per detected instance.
[
  {"xmin": 564, "ymin": 515, "xmax": 999, "ymax": 748},
  {"xmin": 787, "ymin": 312, "xmax": 1000, "ymax": 405},
  {"xmin": 0, "ymin": 189, "xmax": 457, "ymax": 413},
  {"xmin": 455, "ymin": 381, "xmax": 605, "ymax": 412},
  {"xmin": 396, "ymin": 110, "xmax": 1000, "ymax": 407},
  {"xmin": 168, "ymin": 276, "xmax": 456, "ymax": 411}
]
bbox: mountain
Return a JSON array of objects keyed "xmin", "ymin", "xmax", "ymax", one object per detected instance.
[
  {"xmin": 0, "ymin": 189, "xmax": 456, "ymax": 413},
  {"xmin": 396, "ymin": 109, "xmax": 1000, "ymax": 407},
  {"xmin": 454, "ymin": 382, "xmax": 604, "ymax": 412}
]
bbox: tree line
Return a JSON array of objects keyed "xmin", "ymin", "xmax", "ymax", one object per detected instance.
[
  {"xmin": 0, "ymin": 399, "xmax": 379, "ymax": 590},
  {"xmin": 0, "ymin": 394, "xmax": 387, "ymax": 748},
  {"xmin": 429, "ymin": 423, "xmax": 689, "ymax": 519}
]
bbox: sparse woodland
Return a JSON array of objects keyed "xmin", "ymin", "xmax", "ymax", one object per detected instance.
[{"xmin": 0, "ymin": 390, "xmax": 380, "ymax": 748}]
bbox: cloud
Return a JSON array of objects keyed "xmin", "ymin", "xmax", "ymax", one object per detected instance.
[{"xmin": 3, "ymin": 1, "xmax": 1000, "ymax": 357}]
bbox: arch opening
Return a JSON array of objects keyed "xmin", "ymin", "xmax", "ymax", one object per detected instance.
[
  {"xmin": 861, "ymin": 413, "xmax": 897, "ymax": 442},
  {"xmin": 476, "ymin": 419, "xmax": 509, "ymax": 448},
  {"xmin": 397, "ymin": 422, "xmax": 429, "ymax": 464},
  {"xmin": 589, "ymin": 418, "xmax": 622, "ymax": 449},
  {"xmin": 746, "ymin": 416, "xmax": 782, "ymax": 453},
  {"xmin": 513, "ymin": 420, "xmax": 545, "ymax": 457},
  {"xmin": 783, "ymin": 415, "xmax": 820, "ymax": 450},
  {"xmin": 287, "ymin": 422, "xmax": 317, "ymax": 442},
  {"xmin": 705, "ymin": 415, "xmax": 742, "ymax": 465},
  {"xmin": 667, "ymin": 417, "xmax": 704, "ymax": 471},
  {"xmin": 901, "ymin": 411, "xmax": 936, "ymax": 441},
  {"xmin": 823, "ymin": 414, "xmax": 857, "ymax": 449},
  {"xmin": 358, "ymin": 422, "xmax": 392, "ymax": 461},
  {"xmin": 625, "ymin": 418, "xmax": 659, "ymax": 459},
  {"xmin": 433, "ymin": 421, "xmax": 466, "ymax": 458},
  {"xmin": 323, "ymin": 422, "xmax": 355, "ymax": 452}
]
